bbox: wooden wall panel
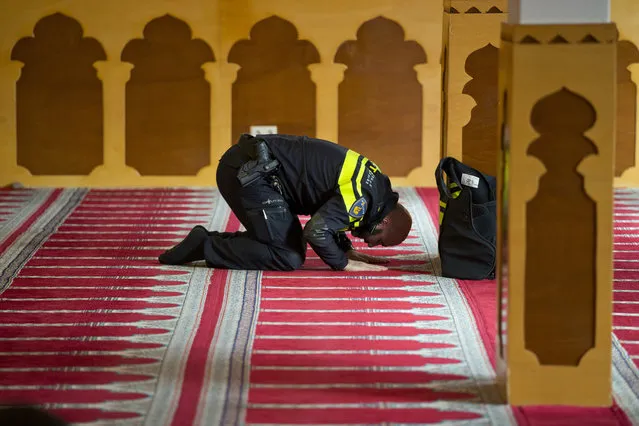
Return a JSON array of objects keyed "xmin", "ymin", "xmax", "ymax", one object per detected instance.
[
  {"xmin": 443, "ymin": 0, "xmax": 639, "ymax": 184},
  {"xmin": 616, "ymin": 40, "xmax": 639, "ymax": 177},
  {"xmin": 596, "ymin": 0, "xmax": 639, "ymax": 186},
  {"xmin": 335, "ymin": 17, "xmax": 426, "ymax": 177},
  {"xmin": 11, "ymin": 13, "xmax": 105, "ymax": 176},
  {"xmin": 228, "ymin": 16, "xmax": 319, "ymax": 143},
  {"xmin": 122, "ymin": 15, "xmax": 214, "ymax": 176},
  {"xmin": 0, "ymin": 0, "xmax": 443, "ymax": 188},
  {"xmin": 441, "ymin": 0, "xmax": 508, "ymax": 179},
  {"xmin": 2, "ymin": 0, "xmax": 633, "ymax": 188},
  {"xmin": 462, "ymin": 43, "xmax": 500, "ymax": 176},
  {"xmin": 496, "ymin": 23, "xmax": 616, "ymax": 405}
]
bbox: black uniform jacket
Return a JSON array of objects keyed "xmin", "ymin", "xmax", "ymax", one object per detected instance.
[{"xmin": 261, "ymin": 134, "xmax": 399, "ymax": 270}]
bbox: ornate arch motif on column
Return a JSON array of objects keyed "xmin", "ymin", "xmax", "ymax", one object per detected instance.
[
  {"xmin": 121, "ymin": 14, "xmax": 215, "ymax": 176},
  {"xmin": 462, "ymin": 43, "xmax": 500, "ymax": 176},
  {"xmin": 11, "ymin": 13, "xmax": 106, "ymax": 176},
  {"xmin": 525, "ymin": 87, "xmax": 598, "ymax": 366},
  {"xmin": 334, "ymin": 16, "xmax": 427, "ymax": 177},
  {"xmin": 228, "ymin": 16, "xmax": 320, "ymax": 143},
  {"xmin": 616, "ymin": 40, "xmax": 639, "ymax": 177}
]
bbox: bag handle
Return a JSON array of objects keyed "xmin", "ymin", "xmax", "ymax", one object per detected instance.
[
  {"xmin": 435, "ymin": 157, "xmax": 460, "ymax": 199},
  {"xmin": 436, "ymin": 156, "xmax": 496, "ymax": 199}
]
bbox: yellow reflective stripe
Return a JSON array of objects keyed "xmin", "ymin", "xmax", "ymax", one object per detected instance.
[
  {"xmin": 338, "ymin": 150, "xmax": 361, "ymax": 224},
  {"xmin": 439, "ymin": 182, "xmax": 461, "ymax": 225},
  {"xmin": 355, "ymin": 162, "xmax": 365, "ymax": 188},
  {"xmin": 355, "ymin": 159, "xmax": 365, "ymax": 193},
  {"xmin": 352, "ymin": 157, "xmax": 369, "ymax": 228}
]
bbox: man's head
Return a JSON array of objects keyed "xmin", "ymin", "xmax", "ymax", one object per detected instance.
[{"xmin": 358, "ymin": 203, "xmax": 412, "ymax": 247}]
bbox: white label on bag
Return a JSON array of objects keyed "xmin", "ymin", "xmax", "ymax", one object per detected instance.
[{"xmin": 461, "ymin": 173, "xmax": 480, "ymax": 188}]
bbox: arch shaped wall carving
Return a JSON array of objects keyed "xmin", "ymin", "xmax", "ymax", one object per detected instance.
[
  {"xmin": 0, "ymin": 0, "xmax": 442, "ymax": 188},
  {"xmin": 0, "ymin": 0, "xmax": 637, "ymax": 188}
]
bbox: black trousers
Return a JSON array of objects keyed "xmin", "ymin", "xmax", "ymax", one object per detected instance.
[{"xmin": 203, "ymin": 144, "xmax": 306, "ymax": 271}]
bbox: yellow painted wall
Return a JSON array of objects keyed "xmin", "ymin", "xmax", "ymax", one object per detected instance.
[
  {"xmin": 0, "ymin": 0, "xmax": 637, "ymax": 188},
  {"xmin": 0, "ymin": 0, "xmax": 443, "ymax": 188}
]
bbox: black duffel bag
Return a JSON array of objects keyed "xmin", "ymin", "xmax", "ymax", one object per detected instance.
[{"xmin": 435, "ymin": 157, "xmax": 497, "ymax": 280}]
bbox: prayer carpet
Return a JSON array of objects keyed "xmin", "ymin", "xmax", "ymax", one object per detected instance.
[{"xmin": 0, "ymin": 187, "xmax": 637, "ymax": 425}]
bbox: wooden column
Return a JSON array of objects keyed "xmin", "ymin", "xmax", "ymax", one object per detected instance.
[
  {"xmin": 198, "ymin": 62, "xmax": 239, "ymax": 181},
  {"xmin": 441, "ymin": 0, "xmax": 508, "ymax": 177},
  {"xmin": 496, "ymin": 0, "xmax": 616, "ymax": 406},
  {"xmin": 415, "ymin": 63, "xmax": 445, "ymax": 185},
  {"xmin": 90, "ymin": 61, "xmax": 138, "ymax": 183},
  {"xmin": 309, "ymin": 63, "xmax": 346, "ymax": 143}
]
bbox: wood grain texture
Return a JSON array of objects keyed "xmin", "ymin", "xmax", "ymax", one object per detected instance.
[
  {"xmin": 616, "ymin": 40, "xmax": 639, "ymax": 177},
  {"xmin": 11, "ymin": 13, "xmax": 106, "ymax": 176},
  {"xmin": 228, "ymin": 16, "xmax": 320, "ymax": 144},
  {"xmin": 335, "ymin": 16, "xmax": 426, "ymax": 176},
  {"xmin": 122, "ymin": 15, "xmax": 215, "ymax": 176},
  {"xmin": 525, "ymin": 88, "xmax": 597, "ymax": 366},
  {"xmin": 462, "ymin": 43, "xmax": 499, "ymax": 176}
]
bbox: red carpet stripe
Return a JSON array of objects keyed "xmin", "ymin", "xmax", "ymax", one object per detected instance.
[
  {"xmin": 252, "ymin": 338, "xmax": 455, "ymax": 351},
  {"xmin": 250, "ymin": 353, "xmax": 461, "ymax": 368},
  {"xmin": 1, "ymin": 371, "xmax": 153, "ymax": 386},
  {"xmin": 0, "ymin": 389, "xmax": 148, "ymax": 404},
  {"xmin": 0, "ymin": 354, "xmax": 158, "ymax": 368},
  {"xmin": 255, "ymin": 324, "xmax": 453, "ymax": 338},
  {"xmin": 249, "ymin": 369, "xmax": 467, "ymax": 384},
  {"xmin": 33, "ymin": 248, "xmax": 168, "ymax": 258},
  {"xmin": 169, "ymin": 244, "xmax": 233, "ymax": 426},
  {"xmin": 245, "ymin": 407, "xmax": 483, "ymax": 424},
  {"xmin": 40, "ymin": 240, "xmax": 182, "ymax": 248},
  {"xmin": 46, "ymin": 231, "xmax": 198, "ymax": 239},
  {"xmin": 0, "ymin": 325, "xmax": 170, "ymax": 338},
  {"xmin": 8, "ymin": 277, "xmax": 186, "ymax": 287},
  {"xmin": 0, "ymin": 300, "xmax": 179, "ymax": 311},
  {"xmin": 261, "ymin": 299, "xmax": 444, "ymax": 309},
  {"xmin": 1, "ymin": 340, "xmax": 164, "ymax": 352},
  {"xmin": 24, "ymin": 259, "xmax": 177, "ymax": 267},
  {"xmin": 248, "ymin": 387, "xmax": 475, "ymax": 404}
]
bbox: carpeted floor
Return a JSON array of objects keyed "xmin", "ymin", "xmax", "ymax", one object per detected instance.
[{"xmin": 0, "ymin": 186, "xmax": 638, "ymax": 425}]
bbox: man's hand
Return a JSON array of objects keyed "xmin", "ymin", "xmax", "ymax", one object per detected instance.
[
  {"xmin": 343, "ymin": 259, "xmax": 388, "ymax": 271},
  {"xmin": 347, "ymin": 249, "xmax": 390, "ymax": 265}
]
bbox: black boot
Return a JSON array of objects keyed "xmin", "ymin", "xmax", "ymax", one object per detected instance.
[{"xmin": 158, "ymin": 225, "xmax": 209, "ymax": 265}]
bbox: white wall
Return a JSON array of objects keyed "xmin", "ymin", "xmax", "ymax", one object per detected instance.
[{"xmin": 508, "ymin": 0, "xmax": 610, "ymax": 24}]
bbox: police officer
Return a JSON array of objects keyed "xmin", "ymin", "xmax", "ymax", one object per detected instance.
[{"xmin": 158, "ymin": 133, "xmax": 413, "ymax": 271}]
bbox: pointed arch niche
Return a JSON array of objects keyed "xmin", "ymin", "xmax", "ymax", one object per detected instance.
[
  {"xmin": 228, "ymin": 16, "xmax": 320, "ymax": 143},
  {"xmin": 11, "ymin": 13, "xmax": 106, "ymax": 176},
  {"xmin": 122, "ymin": 15, "xmax": 215, "ymax": 176},
  {"xmin": 335, "ymin": 16, "xmax": 427, "ymax": 177},
  {"xmin": 525, "ymin": 87, "xmax": 598, "ymax": 366},
  {"xmin": 462, "ymin": 43, "xmax": 500, "ymax": 176}
]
